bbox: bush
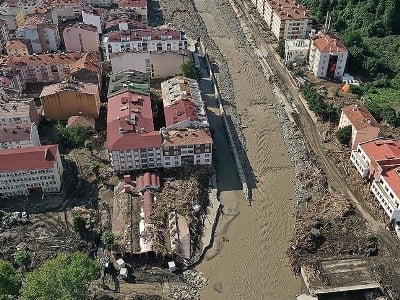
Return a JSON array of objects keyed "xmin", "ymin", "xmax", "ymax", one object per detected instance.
[
  {"xmin": 72, "ymin": 214, "xmax": 86, "ymax": 234},
  {"xmin": 84, "ymin": 139, "xmax": 94, "ymax": 152},
  {"xmin": 336, "ymin": 125, "xmax": 352, "ymax": 146},
  {"xmin": 56, "ymin": 123, "xmax": 89, "ymax": 148},
  {"xmin": 275, "ymin": 40, "xmax": 285, "ymax": 58},
  {"xmin": 101, "ymin": 230, "xmax": 114, "ymax": 248},
  {"xmin": 14, "ymin": 249, "xmax": 32, "ymax": 268},
  {"xmin": 89, "ymin": 161, "xmax": 100, "ymax": 176}
]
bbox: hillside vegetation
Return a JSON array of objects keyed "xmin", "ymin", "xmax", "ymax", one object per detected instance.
[{"xmin": 301, "ymin": 0, "xmax": 400, "ymax": 120}]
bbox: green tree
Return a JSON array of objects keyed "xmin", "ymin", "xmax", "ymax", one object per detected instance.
[
  {"xmin": 84, "ymin": 139, "xmax": 94, "ymax": 153},
  {"xmin": 56, "ymin": 123, "xmax": 89, "ymax": 148},
  {"xmin": 101, "ymin": 230, "xmax": 114, "ymax": 248},
  {"xmin": 179, "ymin": 60, "xmax": 196, "ymax": 79},
  {"xmin": 336, "ymin": 125, "xmax": 352, "ymax": 146},
  {"xmin": 72, "ymin": 214, "xmax": 86, "ymax": 234},
  {"xmin": 382, "ymin": 106, "xmax": 400, "ymax": 127},
  {"xmin": 21, "ymin": 252, "xmax": 99, "ymax": 300},
  {"xmin": 0, "ymin": 259, "xmax": 22, "ymax": 298},
  {"xmin": 14, "ymin": 249, "xmax": 32, "ymax": 268}
]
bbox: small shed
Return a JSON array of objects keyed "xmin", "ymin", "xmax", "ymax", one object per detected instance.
[{"xmin": 116, "ymin": 258, "xmax": 125, "ymax": 269}]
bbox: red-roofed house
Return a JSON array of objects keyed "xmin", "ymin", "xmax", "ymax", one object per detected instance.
[
  {"xmin": 164, "ymin": 99, "xmax": 200, "ymax": 129},
  {"xmin": 351, "ymin": 139, "xmax": 400, "ymax": 223},
  {"xmin": 309, "ymin": 32, "xmax": 348, "ymax": 79},
  {"xmin": 339, "ymin": 104, "xmax": 380, "ymax": 149},
  {"xmin": 106, "ymin": 91, "xmax": 162, "ymax": 172},
  {"xmin": 136, "ymin": 172, "xmax": 160, "ymax": 192},
  {"xmin": 0, "ymin": 144, "xmax": 63, "ymax": 197}
]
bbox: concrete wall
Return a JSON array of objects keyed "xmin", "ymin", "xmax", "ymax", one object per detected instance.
[
  {"xmin": 151, "ymin": 52, "xmax": 188, "ymax": 78},
  {"xmin": 63, "ymin": 27, "xmax": 100, "ymax": 52}
]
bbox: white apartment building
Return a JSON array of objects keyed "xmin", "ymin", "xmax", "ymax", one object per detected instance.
[
  {"xmin": 102, "ymin": 28, "xmax": 187, "ymax": 61},
  {"xmin": 0, "ymin": 123, "xmax": 41, "ymax": 149},
  {"xmin": 0, "ymin": 144, "xmax": 63, "ymax": 197},
  {"xmin": 309, "ymin": 32, "xmax": 348, "ymax": 79},
  {"xmin": 285, "ymin": 39, "xmax": 309, "ymax": 66},
  {"xmin": 350, "ymin": 139, "xmax": 400, "ymax": 223}
]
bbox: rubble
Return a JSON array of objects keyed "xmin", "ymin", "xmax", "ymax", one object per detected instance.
[
  {"xmin": 168, "ymin": 269, "xmax": 208, "ymax": 299},
  {"xmin": 0, "ymin": 210, "xmax": 29, "ymax": 229}
]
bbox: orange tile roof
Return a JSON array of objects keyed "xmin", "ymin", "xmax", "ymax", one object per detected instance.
[
  {"xmin": 360, "ymin": 139, "xmax": 400, "ymax": 163},
  {"xmin": 6, "ymin": 39, "xmax": 29, "ymax": 50},
  {"xmin": 381, "ymin": 166, "xmax": 400, "ymax": 199},
  {"xmin": 164, "ymin": 99, "xmax": 199, "ymax": 127},
  {"xmin": 342, "ymin": 104, "xmax": 380, "ymax": 130},
  {"xmin": 40, "ymin": 81, "xmax": 99, "ymax": 97},
  {"xmin": 67, "ymin": 115, "xmax": 95, "ymax": 128},
  {"xmin": 162, "ymin": 129, "xmax": 212, "ymax": 147},
  {"xmin": 313, "ymin": 33, "xmax": 348, "ymax": 53},
  {"xmin": 69, "ymin": 51, "xmax": 101, "ymax": 74}
]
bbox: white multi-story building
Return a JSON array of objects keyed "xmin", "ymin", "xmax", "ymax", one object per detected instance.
[
  {"xmin": 0, "ymin": 123, "xmax": 41, "ymax": 149},
  {"xmin": 309, "ymin": 32, "xmax": 348, "ymax": 79},
  {"xmin": 102, "ymin": 28, "xmax": 187, "ymax": 61},
  {"xmin": 284, "ymin": 39, "xmax": 309, "ymax": 66},
  {"xmin": 350, "ymin": 139, "xmax": 400, "ymax": 224},
  {"xmin": 0, "ymin": 144, "xmax": 63, "ymax": 197},
  {"xmin": 82, "ymin": 5, "xmax": 104, "ymax": 34},
  {"xmin": 250, "ymin": 0, "xmax": 312, "ymax": 40}
]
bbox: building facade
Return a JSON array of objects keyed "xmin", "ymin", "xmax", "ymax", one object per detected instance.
[
  {"xmin": 0, "ymin": 20, "xmax": 10, "ymax": 54},
  {"xmin": 40, "ymin": 81, "xmax": 100, "ymax": 120},
  {"xmin": 350, "ymin": 139, "xmax": 400, "ymax": 223},
  {"xmin": 284, "ymin": 38, "xmax": 309, "ymax": 66},
  {"xmin": 63, "ymin": 23, "xmax": 100, "ymax": 52},
  {"xmin": 102, "ymin": 28, "xmax": 187, "ymax": 61},
  {"xmin": 0, "ymin": 144, "xmax": 63, "ymax": 197},
  {"xmin": 46, "ymin": 0, "xmax": 82, "ymax": 20},
  {"xmin": 309, "ymin": 32, "xmax": 348, "ymax": 79},
  {"xmin": 82, "ymin": 5, "xmax": 104, "ymax": 34},
  {"xmin": 17, "ymin": 16, "xmax": 60, "ymax": 53},
  {"xmin": 339, "ymin": 104, "xmax": 380, "ymax": 150}
]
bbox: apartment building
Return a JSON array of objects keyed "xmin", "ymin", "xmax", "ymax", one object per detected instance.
[
  {"xmin": 339, "ymin": 104, "xmax": 380, "ymax": 149},
  {"xmin": 0, "ymin": 20, "xmax": 10, "ymax": 54},
  {"xmin": 309, "ymin": 32, "xmax": 348, "ymax": 79},
  {"xmin": 107, "ymin": 69, "xmax": 150, "ymax": 97},
  {"xmin": 0, "ymin": 144, "xmax": 63, "ymax": 197},
  {"xmin": 5, "ymin": 0, "xmax": 43, "ymax": 13},
  {"xmin": 0, "ymin": 6, "xmax": 25, "ymax": 31},
  {"xmin": 350, "ymin": 139, "xmax": 400, "ymax": 224},
  {"xmin": 106, "ymin": 91, "xmax": 162, "ymax": 172},
  {"xmin": 6, "ymin": 39, "xmax": 32, "ymax": 56},
  {"xmin": 102, "ymin": 28, "xmax": 187, "ymax": 61},
  {"xmin": 117, "ymin": 0, "xmax": 147, "ymax": 24},
  {"xmin": 63, "ymin": 23, "xmax": 99, "ymax": 52},
  {"xmin": 0, "ymin": 123, "xmax": 40, "ymax": 149},
  {"xmin": 160, "ymin": 129, "xmax": 212, "ymax": 167},
  {"xmin": 284, "ymin": 38, "xmax": 309, "ymax": 66},
  {"xmin": 105, "ymin": 16, "xmax": 146, "ymax": 33},
  {"xmin": 45, "ymin": 0, "xmax": 82, "ymax": 20},
  {"xmin": 28, "ymin": 7, "xmax": 58, "ymax": 25},
  {"xmin": 17, "ymin": 15, "xmax": 60, "ymax": 53},
  {"xmin": 0, "ymin": 97, "xmax": 39, "ymax": 126},
  {"xmin": 0, "ymin": 51, "xmax": 101, "ymax": 86},
  {"xmin": 40, "ymin": 80, "xmax": 100, "ymax": 120},
  {"xmin": 82, "ymin": 5, "xmax": 104, "ymax": 34}
]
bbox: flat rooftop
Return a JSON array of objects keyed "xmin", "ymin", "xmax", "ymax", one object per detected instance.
[{"xmin": 301, "ymin": 259, "xmax": 380, "ymax": 296}]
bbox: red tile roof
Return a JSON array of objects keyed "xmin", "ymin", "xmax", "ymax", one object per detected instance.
[
  {"xmin": 381, "ymin": 166, "xmax": 400, "ymax": 199},
  {"xmin": 0, "ymin": 145, "xmax": 59, "ymax": 173},
  {"xmin": 274, "ymin": 5, "xmax": 312, "ymax": 20},
  {"xmin": 106, "ymin": 91, "xmax": 161, "ymax": 151},
  {"xmin": 360, "ymin": 139, "xmax": 400, "ymax": 163},
  {"xmin": 136, "ymin": 172, "xmax": 160, "ymax": 192},
  {"xmin": 0, "ymin": 124, "xmax": 32, "ymax": 143},
  {"xmin": 6, "ymin": 39, "xmax": 30, "ymax": 50},
  {"xmin": 162, "ymin": 129, "xmax": 212, "ymax": 147},
  {"xmin": 342, "ymin": 104, "xmax": 380, "ymax": 130},
  {"xmin": 164, "ymin": 99, "xmax": 199, "ymax": 127},
  {"xmin": 314, "ymin": 33, "xmax": 348, "ymax": 53},
  {"xmin": 67, "ymin": 115, "xmax": 95, "ymax": 129}
]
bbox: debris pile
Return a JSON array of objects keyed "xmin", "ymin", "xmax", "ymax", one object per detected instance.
[
  {"xmin": 169, "ymin": 270, "xmax": 208, "ymax": 299},
  {"xmin": 0, "ymin": 210, "xmax": 29, "ymax": 229},
  {"xmin": 289, "ymin": 194, "xmax": 377, "ymax": 274}
]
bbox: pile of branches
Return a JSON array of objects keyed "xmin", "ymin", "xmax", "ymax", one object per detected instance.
[{"xmin": 288, "ymin": 193, "xmax": 374, "ymax": 274}]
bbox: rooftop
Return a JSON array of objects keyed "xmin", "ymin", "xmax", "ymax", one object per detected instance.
[
  {"xmin": 108, "ymin": 69, "xmax": 150, "ymax": 97},
  {"xmin": 0, "ymin": 123, "xmax": 32, "ymax": 143},
  {"xmin": 69, "ymin": 51, "xmax": 101, "ymax": 74},
  {"xmin": 0, "ymin": 145, "xmax": 59, "ymax": 173},
  {"xmin": 272, "ymin": 0, "xmax": 312, "ymax": 20},
  {"xmin": 164, "ymin": 99, "xmax": 199, "ymax": 127},
  {"xmin": 342, "ymin": 104, "xmax": 380, "ymax": 130},
  {"xmin": 313, "ymin": 33, "xmax": 348, "ymax": 54},
  {"xmin": 44, "ymin": 0, "xmax": 81, "ymax": 6},
  {"xmin": 162, "ymin": 128, "xmax": 212, "ymax": 147},
  {"xmin": 104, "ymin": 28, "xmax": 185, "ymax": 43},
  {"xmin": 0, "ymin": 99, "xmax": 35, "ymax": 119},
  {"xmin": 360, "ymin": 139, "xmax": 400, "ymax": 163},
  {"xmin": 64, "ymin": 23, "xmax": 98, "ymax": 33},
  {"xmin": 67, "ymin": 115, "xmax": 95, "ymax": 129},
  {"xmin": 6, "ymin": 39, "xmax": 30, "ymax": 50},
  {"xmin": 82, "ymin": 5, "xmax": 104, "ymax": 15},
  {"xmin": 40, "ymin": 81, "xmax": 99, "ymax": 97},
  {"xmin": 117, "ymin": 0, "xmax": 147, "ymax": 9},
  {"xmin": 105, "ymin": 17, "xmax": 146, "ymax": 32},
  {"xmin": 106, "ymin": 91, "xmax": 160, "ymax": 151}
]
